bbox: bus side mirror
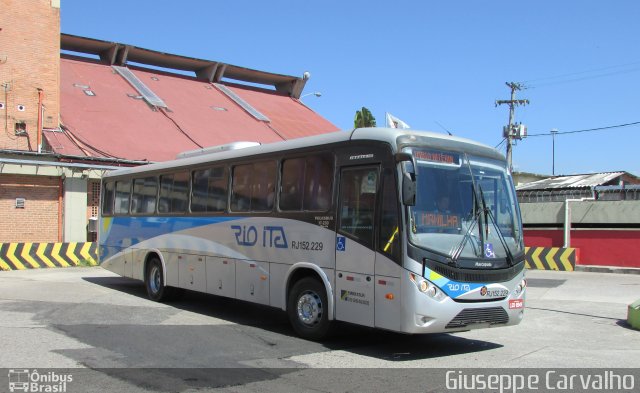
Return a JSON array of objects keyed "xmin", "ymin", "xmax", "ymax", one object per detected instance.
[
  {"xmin": 396, "ymin": 153, "xmax": 416, "ymax": 206},
  {"xmin": 395, "ymin": 152, "xmax": 413, "ymax": 163},
  {"xmin": 402, "ymin": 172, "xmax": 416, "ymax": 206}
]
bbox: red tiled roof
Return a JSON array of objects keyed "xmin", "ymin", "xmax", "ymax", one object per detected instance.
[{"xmin": 54, "ymin": 57, "xmax": 338, "ymax": 162}]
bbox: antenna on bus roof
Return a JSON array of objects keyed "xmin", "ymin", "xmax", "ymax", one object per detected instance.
[
  {"xmin": 176, "ymin": 141, "xmax": 261, "ymax": 159},
  {"xmin": 434, "ymin": 120, "xmax": 453, "ymax": 136}
]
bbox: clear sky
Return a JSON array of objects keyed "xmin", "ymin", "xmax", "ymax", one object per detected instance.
[{"xmin": 61, "ymin": 0, "xmax": 640, "ymax": 176}]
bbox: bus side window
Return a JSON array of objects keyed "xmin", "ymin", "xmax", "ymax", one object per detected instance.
[
  {"xmin": 231, "ymin": 162, "xmax": 276, "ymax": 212},
  {"xmin": 132, "ymin": 177, "xmax": 158, "ymax": 214},
  {"xmin": 231, "ymin": 164, "xmax": 252, "ymax": 212},
  {"xmin": 171, "ymin": 171, "xmax": 189, "ymax": 213},
  {"xmin": 159, "ymin": 171, "xmax": 189, "ymax": 214},
  {"xmin": 114, "ymin": 180, "xmax": 131, "ymax": 214},
  {"xmin": 209, "ymin": 167, "xmax": 228, "ymax": 212},
  {"xmin": 304, "ymin": 154, "xmax": 332, "ymax": 211},
  {"xmin": 102, "ymin": 181, "xmax": 115, "ymax": 216},
  {"xmin": 192, "ymin": 166, "xmax": 228, "ymax": 213},
  {"xmin": 280, "ymin": 158, "xmax": 305, "ymax": 211},
  {"xmin": 280, "ymin": 153, "xmax": 333, "ymax": 212},
  {"xmin": 158, "ymin": 175, "xmax": 172, "ymax": 213},
  {"xmin": 252, "ymin": 161, "xmax": 276, "ymax": 212},
  {"xmin": 378, "ymin": 168, "xmax": 400, "ymax": 261},
  {"xmin": 191, "ymin": 169, "xmax": 208, "ymax": 212}
]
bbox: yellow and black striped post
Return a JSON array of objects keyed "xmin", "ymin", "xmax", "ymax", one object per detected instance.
[
  {"xmin": 0, "ymin": 242, "xmax": 97, "ymax": 271},
  {"xmin": 525, "ymin": 246, "xmax": 578, "ymax": 271}
]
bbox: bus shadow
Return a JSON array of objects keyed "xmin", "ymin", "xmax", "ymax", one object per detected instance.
[
  {"xmin": 83, "ymin": 275, "xmax": 149, "ymax": 298},
  {"xmin": 325, "ymin": 327, "xmax": 503, "ymax": 361},
  {"xmin": 83, "ymin": 276, "xmax": 503, "ymax": 361},
  {"xmin": 82, "ymin": 276, "xmax": 292, "ymax": 330}
]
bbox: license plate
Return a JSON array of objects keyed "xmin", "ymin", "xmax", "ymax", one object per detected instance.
[
  {"xmin": 509, "ymin": 299, "xmax": 524, "ymax": 309},
  {"xmin": 486, "ymin": 289, "xmax": 509, "ymax": 297}
]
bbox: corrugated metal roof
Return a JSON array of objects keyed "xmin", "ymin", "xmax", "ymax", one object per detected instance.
[
  {"xmin": 56, "ymin": 58, "xmax": 338, "ymax": 162},
  {"xmin": 516, "ymin": 172, "xmax": 626, "ymax": 190}
]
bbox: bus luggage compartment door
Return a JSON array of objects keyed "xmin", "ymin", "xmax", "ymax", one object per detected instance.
[
  {"xmin": 178, "ymin": 254, "xmax": 207, "ymax": 292},
  {"xmin": 236, "ymin": 259, "xmax": 270, "ymax": 305},
  {"xmin": 206, "ymin": 256, "xmax": 236, "ymax": 298}
]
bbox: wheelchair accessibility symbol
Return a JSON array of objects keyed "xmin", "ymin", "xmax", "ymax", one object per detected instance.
[
  {"xmin": 336, "ymin": 236, "xmax": 346, "ymax": 252},
  {"xmin": 484, "ymin": 242, "xmax": 496, "ymax": 258}
]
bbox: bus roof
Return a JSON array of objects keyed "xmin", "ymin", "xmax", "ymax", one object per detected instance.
[{"xmin": 103, "ymin": 128, "xmax": 504, "ymax": 178}]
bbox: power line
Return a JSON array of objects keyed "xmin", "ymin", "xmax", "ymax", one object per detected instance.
[
  {"xmin": 525, "ymin": 68, "xmax": 640, "ymax": 89},
  {"xmin": 61, "ymin": 124, "xmax": 122, "ymax": 159},
  {"xmin": 494, "ymin": 120, "xmax": 640, "ymax": 148},
  {"xmin": 522, "ymin": 60, "xmax": 640, "ymax": 89},
  {"xmin": 526, "ymin": 120, "xmax": 640, "ymax": 137},
  {"xmin": 159, "ymin": 108, "xmax": 203, "ymax": 148},
  {"xmin": 523, "ymin": 60, "xmax": 640, "ymax": 83}
]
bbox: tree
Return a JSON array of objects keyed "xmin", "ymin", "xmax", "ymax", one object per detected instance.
[{"xmin": 354, "ymin": 107, "xmax": 377, "ymax": 128}]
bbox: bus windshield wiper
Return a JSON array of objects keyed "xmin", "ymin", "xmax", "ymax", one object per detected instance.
[
  {"xmin": 451, "ymin": 154, "xmax": 487, "ymax": 264},
  {"xmin": 478, "ymin": 185, "xmax": 515, "ymax": 267},
  {"xmin": 450, "ymin": 184, "xmax": 483, "ymax": 265},
  {"xmin": 478, "ymin": 185, "xmax": 489, "ymax": 240}
]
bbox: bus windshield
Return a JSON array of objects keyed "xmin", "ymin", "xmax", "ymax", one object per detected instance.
[{"xmin": 406, "ymin": 148, "xmax": 523, "ymax": 261}]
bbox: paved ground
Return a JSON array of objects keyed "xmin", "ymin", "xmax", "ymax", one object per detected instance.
[{"xmin": 0, "ymin": 267, "xmax": 638, "ymax": 392}]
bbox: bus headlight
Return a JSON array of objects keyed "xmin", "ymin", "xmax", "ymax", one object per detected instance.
[
  {"xmin": 514, "ymin": 279, "xmax": 527, "ymax": 295},
  {"xmin": 409, "ymin": 272, "xmax": 443, "ymax": 299}
]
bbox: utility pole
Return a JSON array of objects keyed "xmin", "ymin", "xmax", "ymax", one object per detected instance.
[
  {"xmin": 551, "ymin": 128, "xmax": 558, "ymax": 175},
  {"xmin": 495, "ymin": 82, "xmax": 529, "ymax": 172}
]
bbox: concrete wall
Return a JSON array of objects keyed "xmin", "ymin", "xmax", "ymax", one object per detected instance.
[
  {"xmin": 63, "ymin": 177, "xmax": 87, "ymax": 242},
  {"xmin": 520, "ymin": 200, "xmax": 640, "ymax": 225},
  {"xmin": 525, "ymin": 229, "xmax": 640, "ymax": 268},
  {"xmin": 521, "ymin": 200, "xmax": 640, "ymax": 268}
]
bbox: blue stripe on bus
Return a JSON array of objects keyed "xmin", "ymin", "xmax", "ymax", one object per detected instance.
[
  {"xmin": 425, "ymin": 268, "xmax": 497, "ymax": 299},
  {"xmin": 100, "ymin": 216, "xmax": 242, "ymax": 248}
]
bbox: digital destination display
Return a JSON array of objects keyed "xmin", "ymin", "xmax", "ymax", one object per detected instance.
[
  {"xmin": 421, "ymin": 212, "xmax": 460, "ymax": 229},
  {"xmin": 414, "ymin": 149, "xmax": 460, "ymax": 166}
]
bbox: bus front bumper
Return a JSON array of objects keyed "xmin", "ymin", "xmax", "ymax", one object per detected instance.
[{"xmin": 400, "ymin": 272, "xmax": 526, "ymax": 334}]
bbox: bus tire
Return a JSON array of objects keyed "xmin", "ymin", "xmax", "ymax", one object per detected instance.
[
  {"xmin": 145, "ymin": 257, "xmax": 172, "ymax": 302},
  {"xmin": 287, "ymin": 277, "xmax": 332, "ymax": 341}
]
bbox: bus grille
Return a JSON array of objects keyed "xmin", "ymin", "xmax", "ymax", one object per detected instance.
[
  {"xmin": 445, "ymin": 307, "xmax": 509, "ymax": 329},
  {"xmin": 431, "ymin": 262, "xmax": 524, "ymax": 283}
]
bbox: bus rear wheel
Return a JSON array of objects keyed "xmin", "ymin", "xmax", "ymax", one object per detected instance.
[
  {"xmin": 145, "ymin": 257, "xmax": 180, "ymax": 302},
  {"xmin": 287, "ymin": 277, "xmax": 332, "ymax": 341}
]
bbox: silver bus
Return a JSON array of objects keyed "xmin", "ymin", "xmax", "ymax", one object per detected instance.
[{"xmin": 99, "ymin": 128, "xmax": 526, "ymax": 340}]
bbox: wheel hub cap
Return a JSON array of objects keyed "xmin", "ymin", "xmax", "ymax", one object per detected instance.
[
  {"xmin": 150, "ymin": 266, "xmax": 161, "ymax": 293},
  {"xmin": 297, "ymin": 291, "xmax": 322, "ymax": 326}
]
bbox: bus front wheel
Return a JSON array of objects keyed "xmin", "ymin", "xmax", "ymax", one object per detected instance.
[{"xmin": 287, "ymin": 277, "xmax": 332, "ymax": 341}]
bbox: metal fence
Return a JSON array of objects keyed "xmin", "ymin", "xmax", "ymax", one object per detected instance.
[{"xmin": 517, "ymin": 186, "xmax": 640, "ymax": 203}]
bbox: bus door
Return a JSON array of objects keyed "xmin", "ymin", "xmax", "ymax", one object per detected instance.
[{"xmin": 335, "ymin": 165, "xmax": 379, "ymax": 327}]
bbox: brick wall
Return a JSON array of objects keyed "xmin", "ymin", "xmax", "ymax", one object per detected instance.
[
  {"xmin": 0, "ymin": 174, "xmax": 60, "ymax": 242},
  {"xmin": 0, "ymin": 0, "xmax": 60, "ymax": 151}
]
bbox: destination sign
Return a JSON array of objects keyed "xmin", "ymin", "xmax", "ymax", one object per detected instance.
[
  {"xmin": 421, "ymin": 212, "xmax": 460, "ymax": 229},
  {"xmin": 414, "ymin": 149, "xmax": 460, "ymax": 166}
]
